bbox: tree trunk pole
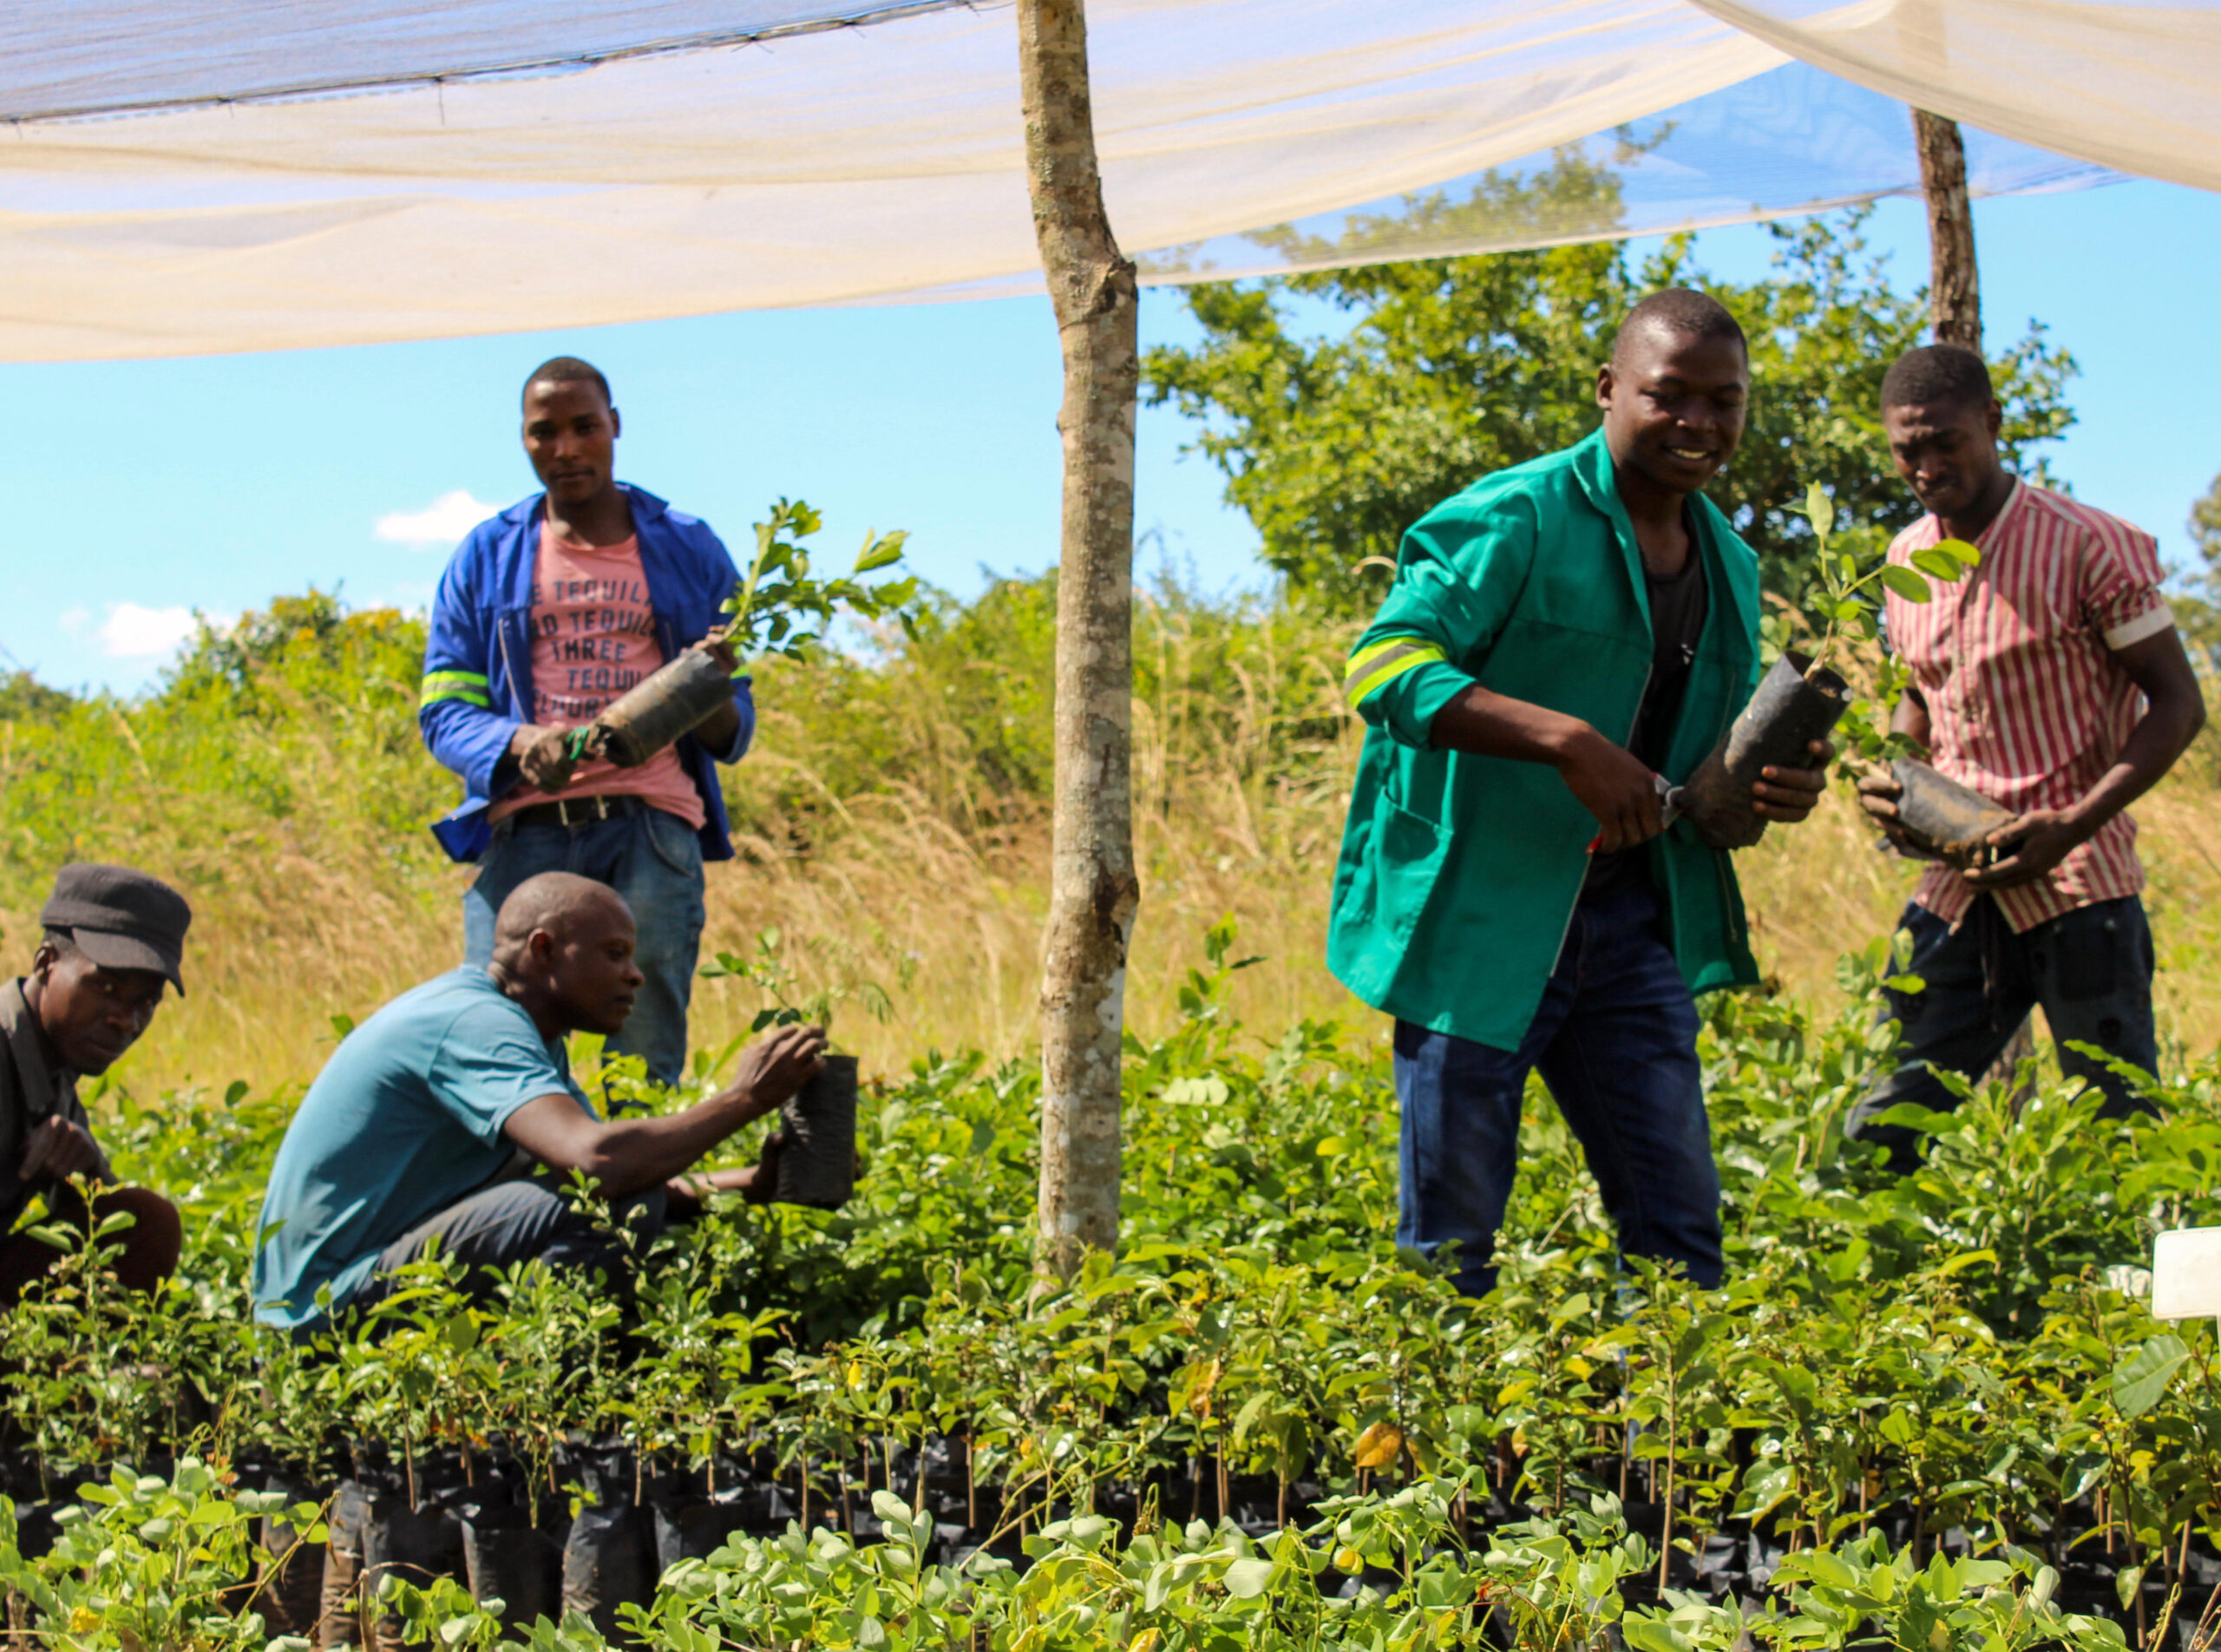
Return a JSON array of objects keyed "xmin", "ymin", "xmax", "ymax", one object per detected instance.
[
  {"xmin": 1915, "ymin": 105, "xmax": 2027, "ymax": 1083},
  {"xmin": 1912, "ymin": 108, "xmax": 1982, "ymax": 351},
  {"xmin": 1017, "ymin": 0, "xmax": 1141, "ymax": 1279}
]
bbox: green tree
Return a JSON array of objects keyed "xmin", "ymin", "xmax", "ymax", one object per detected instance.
[
  {"xmin": 1143, "ymin": 188, "xmax": 2075, "ymax": 611},
  {"xmin": 2195, "ymin": 470, "xmax": 2221, "ymax": 586},
  {"xmin": 2177, "ymin": 470, "xmax": 2221, "ymax": 682}
]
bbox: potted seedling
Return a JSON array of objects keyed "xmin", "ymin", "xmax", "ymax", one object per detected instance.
[
  {"xmin": 1680, "ymin": 482, "xmax": 1980, "ymax": 845},
  {"xmin": 701, "ymin": 927, "xmax": 892, "ymax": 1210},
  {"xmin": 571, "ymin": 500, "xmax": 914, "ymax": 771}
]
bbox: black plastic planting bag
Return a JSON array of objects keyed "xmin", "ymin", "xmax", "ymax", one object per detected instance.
[
  {"xmin": 651, "ymin": 1489, "xmax": 757, "ymax": 1568},
  {"xmin": 318, "ymin": 1479, "xmax": 371, "ymax": 1649},
  {"xmin": 1680, "ymin": 649, "xmax": 1850, "ymax": 848},
  {"xmin": 359, "ymin": 1493, "xmax": 465, "ymax": 1652},
  {"xmin": 776, "ymin": 1054, "xmax": 859, "ymax": 1208},
  {"xmin": 562, "ymin": 1504, "xmax": 657, "ymax": 1641},
  {"xmin": 462, "ymin": 1506, "xmax": 565, "ymax": 1632},
  {"xmin": 589, "ymin": 648, "xmax": 732, "ymax": 768},
  {"xmin": 253, "ymin": 1472, "xmax": 325, "ymax": 1640}
]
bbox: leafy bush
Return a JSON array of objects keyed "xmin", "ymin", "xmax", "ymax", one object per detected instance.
[{"xmin": 0, "ymin": 924, "xmax": 2218, "ymax": 1647}]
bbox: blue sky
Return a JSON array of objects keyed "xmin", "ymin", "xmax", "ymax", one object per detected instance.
[{"xmin": 3, "ymin": 175, "xmax": 2216, "ymax": 696}]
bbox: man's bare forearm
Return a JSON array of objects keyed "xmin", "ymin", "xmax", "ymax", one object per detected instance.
[
  {"xmin": 585, "ymin": 1093, "xmax": 770, "ymax": 1196},
  {"xmin": 2061, "ymin": 632, "xmax": 2205, "ymax": 836},
  {"xmin": 1428, "ymin": 682, "xmax": 1667, "ymax": 853},
  {"xmin": 1893, "ymin": 685, "xmax": 1930, "ymax": 749},
  {"xmin": 508, "ymin": 1088, "xmax": 767, "ymax": 1199},
  {"xmin": 506, "ymin": 1026, "xmax": 822, "ymax": 1199},
  {"xmin": 2065, "ymin": 699, "xmax": 2205, "ymax": 836},
  {"xmin": 1427, "ymin": 683, "xmax": 1593, "ymax": 764}
]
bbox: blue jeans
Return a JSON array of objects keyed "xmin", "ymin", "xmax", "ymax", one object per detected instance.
[
  {"xmin": 1848, "ymin": 895, "xmax": 2159, "ymax": 1171},
  {"xmin": 1394, "ymin": 884, "xmax": 1721, "ymax": 1299},
  {"xmin": 463, "ymin": 804, "xmax": 706, "ymax": 1089},
  {"xmin": 350, "ymin": 1169, "xmax": 667, "ymax": 1313}
]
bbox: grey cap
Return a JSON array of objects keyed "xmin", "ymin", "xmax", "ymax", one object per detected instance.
[{"xmin": 39, "ymin": 863, "xmax": 193, "ymax": 994}]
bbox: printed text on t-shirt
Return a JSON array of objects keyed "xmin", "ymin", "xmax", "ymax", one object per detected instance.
[{"xmin": 527, "ymin": 573, "xmax": 658, "ymax": 720}]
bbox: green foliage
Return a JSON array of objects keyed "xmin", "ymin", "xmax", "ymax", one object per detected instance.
[
  {"xmin": 1143, "ymin": 160, "xmax": 1635, "ymax": 607},
  {"xmin": 0, "ymin": 1465, "xmax": 2130, "ymax": 1652},
  {"xmin": 2180, "ymin": 472, "xmax": 2221, "ymax": 687},
  {"xmin": 0, "ymin": 589, "xmax": 447, "ymax": 911},
  {"xmin": 1782, "ymin": 479, "xmax": 1977, "ymax": 680},
  {"xmin": 724, "ymin": 498, "xmax": 918, "ymax": 660},
  {"xmin": 701, "ymin": 923, "xmax": 894, "ymax": 1039},
  {"xmin": 2189, "ymin": 469, "xmax": 2221, "ymax": 600},
  {"xmin": 1143, "ymin": 204, "xmax": 2074, "ymax": 610},
  {"xmin": 1768, "ymin": 1534, "xmax": 2125, "ymax": 1651},
  {"xmin": 1765, "ymin": 479, "xmax": 1978, "ymax": 766},
  {"xmin": 0, "ymin": 1458, "xmax": 325, "ymax": 1652}
]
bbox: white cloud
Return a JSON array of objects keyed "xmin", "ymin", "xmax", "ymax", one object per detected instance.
[
  {"xmin": 376, "ymin": 488, "xmax": 497, "ymax": 548},
  {"xmin": 98, "ymin": 603, "xmax": 201, "ymax": 659}
]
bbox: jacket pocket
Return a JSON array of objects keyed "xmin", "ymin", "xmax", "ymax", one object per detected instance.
[{"xmin": 1333, "ymin": 798, "xmax": 1454, "ymax": 1000}]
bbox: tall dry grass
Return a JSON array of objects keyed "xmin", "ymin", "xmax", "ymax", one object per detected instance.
[{"xmin": 3, "ymin": 585, "xmax": 2218, "ymax": 1099}]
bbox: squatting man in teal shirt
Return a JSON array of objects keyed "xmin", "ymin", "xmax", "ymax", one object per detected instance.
[
  {"xmin": 252, "ymin": 872, "xmax": 824, "ymax": 1329},
  {"xmin": 1327, "ymin": 290, "xmax": 1832, "ymax": 1298}
]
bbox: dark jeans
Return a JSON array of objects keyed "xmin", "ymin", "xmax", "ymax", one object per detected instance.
[
  {"xmin": 1393, "ymin": 884, "xmax": 1722, "ymax": 1299},
  {"xmin": 1848, "ymin": 895, "xmax": 2159, "ymax": 1171},
  {"xmin": 463, "ymin": 803, "xmax": 706, "ymax": 1088},
  {"xmin": 348, "ymin": 1170, "xmax": 666, "ymax": 1314}
]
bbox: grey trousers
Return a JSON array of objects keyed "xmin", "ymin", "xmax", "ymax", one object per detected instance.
[{"xmin": 348, "ymin": 1169, "xmax": 666, "ymax": 1312}]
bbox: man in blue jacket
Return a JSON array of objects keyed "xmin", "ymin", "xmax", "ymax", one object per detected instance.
[{"xmin": 419, "ymin": 357, "xmax": 754, "ymax": 1089}]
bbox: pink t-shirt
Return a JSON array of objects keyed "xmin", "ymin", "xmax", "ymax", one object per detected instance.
[{"xmin": 489, "ymin": 525, "xmax": 707, "ymax": 829}]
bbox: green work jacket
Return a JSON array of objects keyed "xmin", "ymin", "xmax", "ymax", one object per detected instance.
[{"xmin": 1327, "ymin": 428, "xmax": 1765, "ymax": 1051}]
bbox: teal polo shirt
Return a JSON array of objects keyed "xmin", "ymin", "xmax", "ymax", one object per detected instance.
[{"xmin": 252, "ymin": 967, "xmax": 594, "ymax": 1328}]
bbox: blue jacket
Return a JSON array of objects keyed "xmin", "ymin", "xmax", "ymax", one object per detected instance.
[{"xmin": 418, "ymin": 484, "xmax": 756, "ymax": 864}]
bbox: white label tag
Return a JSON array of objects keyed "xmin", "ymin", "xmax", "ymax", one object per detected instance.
[{"xmin": 2152, "ymin": 1227, "xmax": 2221, "ymax": 1321}]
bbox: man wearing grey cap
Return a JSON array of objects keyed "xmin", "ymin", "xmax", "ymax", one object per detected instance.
[{"xmin": 0, "ymin": 863, "xmax": 191, "ymax": 1304}]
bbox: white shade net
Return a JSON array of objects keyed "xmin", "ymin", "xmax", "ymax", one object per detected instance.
[
  {"xmin": 7, "ymin": 1, "xmax": 953, "ymax": 121},
  {"xmin": 1684, "ymin": 0, "xmax": 2221, "ymax": 195},
  {"xmin": 0, "ymin": 0, "xmax": 2210, "ymax": 361}
]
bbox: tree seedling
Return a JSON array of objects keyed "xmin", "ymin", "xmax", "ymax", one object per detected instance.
[
  {"xmin": 724, "ymin": 499, "xmax": 917, "ymax": 662},
  {"xmin": 701, "ymin": 926, "xmax": 892, "ymax": 1048},
  {"xmin": 1766, "ymin": 480, "xmax": 1980, "ymax": 766}
]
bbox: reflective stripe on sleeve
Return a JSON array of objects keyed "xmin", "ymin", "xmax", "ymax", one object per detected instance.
[
  {"xmin": 420, "ymin": 669, "xmax": 491, "ymax": 708},
  {"xmin": 1344, "ymin": 638, "xmax": 1447, "ymax": 706}
]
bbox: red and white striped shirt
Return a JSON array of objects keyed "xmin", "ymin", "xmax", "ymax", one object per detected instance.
[{"xmin": 1883, "ymin": 481, "xmax": 2174, "ymax": 932}]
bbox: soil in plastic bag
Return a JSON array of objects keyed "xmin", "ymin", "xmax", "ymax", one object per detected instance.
[
  {"xmin": 253, "ymin": 1471, "xmax": 325, "ymax": 1641},
  {"xmin": 360, "ymin": 1494, "xmax": 466, "ymax": 1652},
  {"xmin": 776, "ymin": 1053, "xmax": 858, "ymax": 1209},
  {"xmin": 590, "ymin": 649, "xmax": 732, "ymax": 770},
  {"xmin": 462, "ymin": 1504, "xmax": 566, "ymax": 1632},
  {"xmin": 652, "ymin": 1488, "xmax": 761, "ymax": 1568},
  {"xmin": 1890, "ymin": 758, "xmax": 2016, "ymax": 867},
  {"xmin": 562, "ymin": 1504, "xmax": 658, "ymax": 1642},
  {"xmin": 318, "ymin": 1479, "xmax": 371, "ymax": 1649},
  {"xmin": 1680, "ymin": 651, "xmax": 1850, "ymax": 848}
]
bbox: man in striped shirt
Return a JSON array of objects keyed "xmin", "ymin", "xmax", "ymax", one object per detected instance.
[{"xmin": 1851, "ymin": 345, "xmax": 2206, "ymax": 1169}]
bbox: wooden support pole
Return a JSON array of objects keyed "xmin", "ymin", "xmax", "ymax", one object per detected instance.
[
  {"xmin": 1915, "ymin": 108, "xmax": 2024, "ymax": 1079},
  {"xmin": 1912, "ymin": 108, "xmax": 1982, "ymax": 351},
  {"xmin": 1017, "ymin": 0, "xmax": 1141, "ymax": 1279}
]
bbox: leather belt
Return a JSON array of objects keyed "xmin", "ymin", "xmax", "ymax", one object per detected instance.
[{"xmin": 506, "ymin": 793, "xmax": 650, "ymax": 830}]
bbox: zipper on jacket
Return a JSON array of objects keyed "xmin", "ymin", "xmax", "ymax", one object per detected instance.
[{"xmin": 495, "ymin": 618, "xmax": 524, "ymax": 719}]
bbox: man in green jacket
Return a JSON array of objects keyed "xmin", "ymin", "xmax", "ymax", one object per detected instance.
[{"xmin": 1328, "ymin": 289, "xmax": 1831, "ymax": 1297}]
